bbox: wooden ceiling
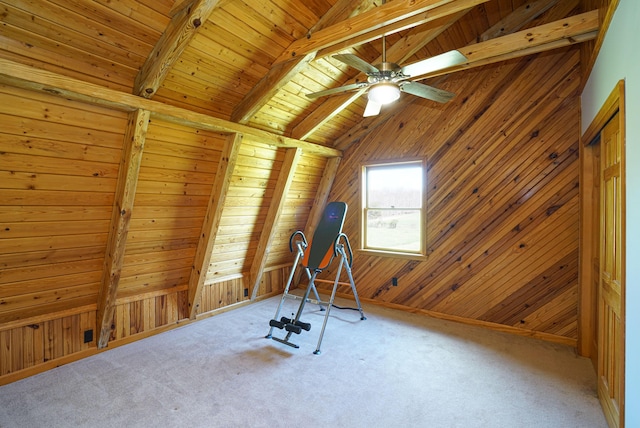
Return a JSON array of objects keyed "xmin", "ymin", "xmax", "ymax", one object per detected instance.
[{"xmin": 0, "ymin": 0, "xmax": 598, "ymax": 148}]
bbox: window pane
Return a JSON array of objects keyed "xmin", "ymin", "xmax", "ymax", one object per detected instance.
[
  {"xmin": 365, "ymin": 209, "xmax": 422, "ymax": 252},
  {"xmin": 367, "ymin": 164, "xmax": 422, "ymax": 209}
]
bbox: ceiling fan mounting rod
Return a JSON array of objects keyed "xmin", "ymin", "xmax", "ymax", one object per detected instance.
[{"xmin": 382, "ymin": 33, "xmax": 387, "ymax": 63}]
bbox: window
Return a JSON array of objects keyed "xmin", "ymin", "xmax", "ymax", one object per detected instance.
[{"xmin": 361, "ymin": 159, "xmax": 426, "ymax": 257}]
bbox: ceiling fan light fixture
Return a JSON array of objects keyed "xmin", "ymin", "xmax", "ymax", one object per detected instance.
[{"xmin": 367, "ymin": 83, "xmax": 400, "ymax": 105}]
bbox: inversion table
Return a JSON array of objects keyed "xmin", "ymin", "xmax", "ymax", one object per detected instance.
[{"xmin": 266, "ymin": 201, "xmax": 366, "ymax": 354}]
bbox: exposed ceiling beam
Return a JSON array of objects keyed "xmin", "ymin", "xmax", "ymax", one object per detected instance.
[
  {"xmin": 133, "ymin": 0, "xmax": 224, "ymax": 98},
  {"xmin": 231, "ymin": 53, "xmax": 316, "ymax": 124},
  {"xmin": 188, "ymin": 133, "xmax": 243, "ymax": 319},
  {"xmin": 96, "ymin": 109, "xmax": 150, "ymax": 348},
  {"xmin": 0, "ymin": 58, "xmax": 341, "ymax": 158},
  {"xmin": 274, "ymin": 0, "xmax": 491, "ymax": 65},
  {"xmin": 476, "ymin": 0, "xmax": 559, "ymax": 42},
  {"xmin": 315, "ymin": 0, "xmax": 488, "ymax": 59},
  {"xmin": 230, "ymin": 0, "xmax": 373, "ymax": 124},
  {"xmin": 293, "ymin": 89, "xmax": 367, "ymax": 141},
  {"xmin": 415, "ymin": 10, "xmax": 598, "ymax": 80},
  {"xmin": 249, "ymin": 148, "xmax": 302, "ymax": 300}
]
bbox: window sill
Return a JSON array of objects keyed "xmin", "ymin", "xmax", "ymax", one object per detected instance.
[{"xmin": 357, "ymin": 249, "xmax": 427, "ymax": 261}]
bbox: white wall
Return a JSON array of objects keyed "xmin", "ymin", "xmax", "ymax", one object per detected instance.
[{"xmin": 581, "ymin": 0, "xmax": 639, "ymax": 425}]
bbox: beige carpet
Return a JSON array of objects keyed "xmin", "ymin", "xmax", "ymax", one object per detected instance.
[{"xmin": 0, "ymin": 295, "xmax": 607, "ymax": 427}]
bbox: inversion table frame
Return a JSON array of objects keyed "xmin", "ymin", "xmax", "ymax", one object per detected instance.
[{"xmin": 266, "ymin": 202, "xmax": 366, "ymax": 354}]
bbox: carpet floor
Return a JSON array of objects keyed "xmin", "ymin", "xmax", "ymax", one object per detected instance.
[{"xmin": 0, "ymin": 295, "xmax": 607, "ymax": 427}]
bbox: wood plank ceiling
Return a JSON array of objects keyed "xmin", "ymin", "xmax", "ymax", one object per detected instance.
[{"xmin": 1, "ymin": 0, "xmax": 597, "ymax": 149}]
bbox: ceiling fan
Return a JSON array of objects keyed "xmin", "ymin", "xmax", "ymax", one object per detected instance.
[{"xmin": 306, "ymin": 35, "xmax": 467, "ymax": 117}]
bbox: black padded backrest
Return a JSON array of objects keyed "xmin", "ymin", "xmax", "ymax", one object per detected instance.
[{"xmin": 302, "ymin": 202, "xmax": 347, "ymax": 271}]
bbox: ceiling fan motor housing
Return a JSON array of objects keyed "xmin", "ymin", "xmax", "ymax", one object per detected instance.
[{"xmin": 368, "ymin": 62, "xmax": 405, "ymax": 84}]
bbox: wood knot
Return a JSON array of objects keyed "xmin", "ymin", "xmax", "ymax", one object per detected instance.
[{"xmin": 193, "ymin": 18, "xmax": 201, "ymax": 28}]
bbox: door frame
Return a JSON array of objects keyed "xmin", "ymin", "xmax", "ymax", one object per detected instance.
[{"xmin": 579, "ymin": 79, "xmax": 626, "ymax": 425}]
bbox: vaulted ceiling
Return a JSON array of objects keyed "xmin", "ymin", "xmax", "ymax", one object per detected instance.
[{"xmin": 0, "ymin": 0, "xmax": 598, "ymax": 150}]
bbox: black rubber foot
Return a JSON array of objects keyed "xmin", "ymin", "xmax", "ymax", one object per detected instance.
[{"xmin": 313, "ymin": 349, "xmax": 321, "ymax": 355}]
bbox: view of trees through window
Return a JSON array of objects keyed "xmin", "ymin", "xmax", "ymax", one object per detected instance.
[{"xmin": 363, "ymin": 161, "xmax": 424, "ymax": 254}]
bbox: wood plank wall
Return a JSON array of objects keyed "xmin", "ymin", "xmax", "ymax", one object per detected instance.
[
  {"xmin": 0, "ymin": 268, "xmax": 288, "ymax": 382},
  {"xmin": 0, "ymin": 82, "xmax": 314, "ymax": 384},
  {"xmin": 0, "ymin": 84, "xmax": 125, "ymax": 323},
  {"xmin": 318, "ymin": 47, "xmax": 582, "ymax": 344},
  {"xmin": 116, "ymin": 120, "xmax": 224, "ymax": 300}
]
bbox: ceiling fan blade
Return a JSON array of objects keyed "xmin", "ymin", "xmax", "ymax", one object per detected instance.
[
  {"xmin": 306, "ymin": 82, "xmax": 367, "ymax": 99},
  {"xmin": 363, "ymin": 99, "xmax": 382, "ymax": 117},
  {"xmin": 333, "ymin": 54, "xmax": 380, "ymax": 75},
  {"xmin": 400, "ymin": 81, "xmax": 456, "ymax": 104},
  {"xmin": 400, "ymin": 50, "xmax": 467, "ymax": 78}
]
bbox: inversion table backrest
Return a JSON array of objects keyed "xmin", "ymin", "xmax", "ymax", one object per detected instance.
[{"xmin": 302, "ymin": 201, "xmax": 347, "ymax": 271}]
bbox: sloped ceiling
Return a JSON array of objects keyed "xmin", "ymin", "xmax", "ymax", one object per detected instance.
[{"xmin": 0, "ymin": 0, "xmax": 597, "ymax": 148}]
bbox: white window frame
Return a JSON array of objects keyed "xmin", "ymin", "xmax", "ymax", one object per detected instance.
[{"xmin": 360, "ymin": 158, "xmax": 427, "ymax": 259}]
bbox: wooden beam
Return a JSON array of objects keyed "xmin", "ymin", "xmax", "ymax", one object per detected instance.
[
  {"xmin": 292, "ymin": 89, "xmax": 367, "ymax": 141},
  {"xmin": 477, "ymin": 0, "xmax": 559, "ymax": 42},
  {"xmin": 315, "ymin": 1, "xmax": 484, "ymax": 59},
  {"xmin": 230, "ymin": 0, "xmax": 373, "ymax": 125},
  {"xmin": 249, "ymin": 148, "xmax": 302, "ymax": 300},
  {"xmin": 231, "ymin": 53, "xmax": 316, "ymax": 124},
  {"xmin": 275, "ymin": 0, "xmax": 490, "ymax": 64},
  {"xmin": 134, "ymin": 0, "xmax": 222, "ymax": 98},
  {"xmin": 96, "ymin": 109, "xmax": 150, "ymax": 348},
  {"xmin": 462, "ymin": 9, "xmax": 599, "ymax": 61},
  {"xmin": 415, "ymin": 10, "xmax": 599, "ymax": 80},
  {"xmin": 188, "ymin": 133, "xmax": 243, "ymax": 319},
  {"xmin": 0, "ymin": 58, "xmax": 341, "ymax": 158}
]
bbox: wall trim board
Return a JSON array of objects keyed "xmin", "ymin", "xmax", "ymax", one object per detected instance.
[
  {"xmin": 0, "ymin": 304, "xmax": 98, "ymax": 333},
  {"xmin": 115, "ymin": 285, "xmax": 189, "ymax": 306},
  {"xmin": 0, "ymin": 314, "xmax": 193, "ymax": 387},
  {"xmin": 331, "ymin": 291, "xmax": 578, "ymax": 348},
  {"xmin": 578, "ymin": 79, "xmax": 625, "ymax": 359}
]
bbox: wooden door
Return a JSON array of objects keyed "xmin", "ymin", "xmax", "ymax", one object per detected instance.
[{"xmin": 598, "ymin": 111, "xmax": 624, "ymax": 428}]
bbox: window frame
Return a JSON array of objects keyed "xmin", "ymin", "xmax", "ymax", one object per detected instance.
[{"xmin": 359, "ymin": 158, "xmax": 427, "ymax": 260}]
